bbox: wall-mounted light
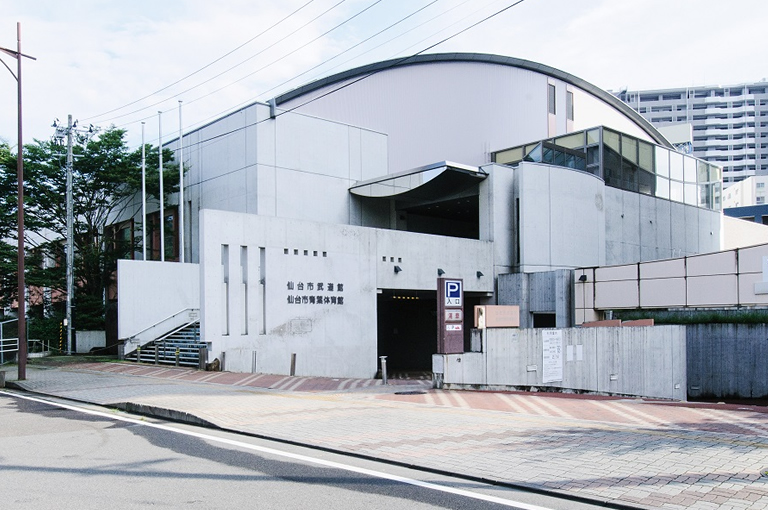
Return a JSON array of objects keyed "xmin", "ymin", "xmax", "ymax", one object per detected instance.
[
  {"xmin": 394, "ymin": 265, "xmax": 402, "ymax": 274},
  {"xmin": 578, "ymin": 274, "xmax": 588, "ymax": 282},
  {"xmin": 476, "ymin": 271, "xmax": 484, "ymax": 278},
  {"xmin": 437, "ymin": 268, "xmax": 445, "ymax": 276}
]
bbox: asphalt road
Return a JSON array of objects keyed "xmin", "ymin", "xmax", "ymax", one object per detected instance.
[{"xmin": 0, "ymin": 391, "xmax": 607, "ymax": 510}]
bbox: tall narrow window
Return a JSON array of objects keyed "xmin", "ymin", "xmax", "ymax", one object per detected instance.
[
  {"xmin": 221, "ymin": 244, "xmax": 230, "ymax": 336},
  {"xmin": 548, "ymin": 84, "xmax": 556, "ymax": 114},
  {"xmin": 566, "ymin": 91, "xmax": 574, "ymax": 121},
  {"xmin": 240, "ymin": 246, "xmax": 248, "ymax": 335}
]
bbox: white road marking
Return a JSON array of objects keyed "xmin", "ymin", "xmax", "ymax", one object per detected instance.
[{"xmin": 1, "ymin": 390, "xmax": 555, "ymax": 510}]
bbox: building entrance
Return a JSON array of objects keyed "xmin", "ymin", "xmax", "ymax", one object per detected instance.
[{"xmin": 376, "ymin": 290, "xmax": 436, "ymax": 375}]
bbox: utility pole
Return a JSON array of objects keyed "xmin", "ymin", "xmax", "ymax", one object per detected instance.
[
  {"xmin": 52, "ymin": 116, "xmax": 97, "ymax": 356},
  {"xmin": 1, "ymin": 23, "xmax": 36, "ymax": 379},
  {"xmin": 65, "ymin": 116, "xmax": 73, "ymax": 355}
]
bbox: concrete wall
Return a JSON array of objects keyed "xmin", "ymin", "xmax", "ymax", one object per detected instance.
[
  {"xmin": 516, "ymin": 163, "xmax": 606, "ymax": 272},
  {"xmin": 723, "ymin": 215, "xmax": 768, "ymax": 250},
  {"xmin": 576, "ymin": 243, "xmax": 768, "ymax": 322},
  {"xmin": 497, "ymin": 270, "xmax": 573, "ymax": 328},
  {"xmin": 687, "ymin": 323, "xmax": 768, "ymax": 400},
  {"xmin": 603, "ymin": 187, "xmax": 721, "ymax": 264},
  {"xmin": 117, "ymin": 260, "xmax": 200, "ymax": 340},
  {"xmin": 199, "ymin": 209, "xmax": 494, "ymax": 378},
  {"xmin": 76, "ymin": 330, "xmax": 106, "ymax": 354},
  {"xmin": 142, "ymin": 102, "xmax": 389, "ymax": 264},
  {"xmin": 437, "ymin": 326, "xmax": 686, "ymax": 400}
]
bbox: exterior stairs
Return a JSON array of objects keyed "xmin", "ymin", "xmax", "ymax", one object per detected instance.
[{"xmin": 125, "ymin": 323, "xmax": 206, "ymax": 368}]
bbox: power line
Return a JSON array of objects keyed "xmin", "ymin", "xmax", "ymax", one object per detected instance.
[
  {"xmin": 83, "ymin": 0, "xmax": 319, "ymax": 122},
  {"xmin": 154, "ymin": 0, "xmax": 527, "ymax": 155},
  {"xmin": 95, "ymin": 0, "xmax": 357, "ymax": 126},
  {"xmin": 123, "ymin": 0, "xmax": 487, "ymax": 144},
  {"xmin": 179, "ymin": 0, "xmax": 439, "ymax": 113}
]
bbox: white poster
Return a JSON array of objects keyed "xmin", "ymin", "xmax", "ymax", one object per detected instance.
[{"xmin": 542, "ymin": 329, "xmax": 563, "ymax": 383}]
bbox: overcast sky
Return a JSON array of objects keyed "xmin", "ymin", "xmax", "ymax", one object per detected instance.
[{"xmin": 1, "ymin": 0, "xmax": 767, "ymax": 150}]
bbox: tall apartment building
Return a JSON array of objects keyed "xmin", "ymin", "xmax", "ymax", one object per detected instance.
[{"xmin": 615, "ymin": 82, "xmax": 768, "ymax": 183}]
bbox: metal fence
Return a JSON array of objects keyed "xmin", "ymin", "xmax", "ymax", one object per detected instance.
[{"xmin": 0, "ymin": 318, "xmax": 19, "ymax": 364}]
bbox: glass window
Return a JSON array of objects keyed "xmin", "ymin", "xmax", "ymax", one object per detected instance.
[
  {"xmin": 638, "ymin": 170, "xmax": 655, "ymax": 195},
  {"xmin": 603, "ymin": 129, "xmax": 620, "ymax": 151},
  {"xmin": 670, "ymin": 180, "xmax": 684, "ymax": 202},
  {"xmin": 554, "ymin": 132, "xmax": 584, "ymax": 149},
  {"xmin": 698, "ymin": 184, "xmax": 709, "ymax": 208},
  {"xmin": 655, "ymin": 146, "xmax": 670, "ymax": 177},
  {"xmin": 656, "ymin": 176, "xmax": 670, "ymax": 199},
  {"xmin": 621, "ymin": 136, "xmax": 638, "ymax": 164},
  {"xmin": 669, "ymin": 152, "xmax": 684, "ymax": 181},
  {"xmin": 586, "ymin": 128, "xmax": 600, "ymax": 145},
  {"xmin": 697, "ymin": 160, "xmax": 709, "ymax": 183},
  {"xmin": 603, "ymin": 145, "xmax": 622, "ymax": 188},
  {"xmin": 495, "ymin": 146, "xmax": 523, "ymax": 164},
  {"xmin": 683, "ymin": 156, "xmax": 697, "ymax": 183},
  {"xmin": 566, "ymin": 91, "xmax": 574, "ymax": 121},
  {"xmin": 638, "ymin": 141, "xmax": 653, "ymax": 172},
  {"xmin": 684, "ymin": 183, "xmax": 697, "ymax": 205},
  {"xmin": 548, "ymin": 84, "xmax": 556, "ymax": 114}
]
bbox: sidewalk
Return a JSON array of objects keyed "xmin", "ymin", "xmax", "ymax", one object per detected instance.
[{"xmin": 4, "ymin": 361, "xmax": 768, "ymax": 510}]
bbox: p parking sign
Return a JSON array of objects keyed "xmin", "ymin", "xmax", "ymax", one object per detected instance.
[
  {"xmin": 444, "ymin": 280, "xmax": 462, "ymax": 307},
  {"xmin": 437, "ymin": 277, "xmax": 464, "ymax": 354}
]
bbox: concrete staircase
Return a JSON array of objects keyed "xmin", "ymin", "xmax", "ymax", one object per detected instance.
[{"xmin": 125, "ymin": 323, "xmax": 205, "ymax": 368}]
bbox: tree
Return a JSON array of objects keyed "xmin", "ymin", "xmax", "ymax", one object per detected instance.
[{"xmin": 0, "ymin": 127, "xmax": 177, "ymax": 332}]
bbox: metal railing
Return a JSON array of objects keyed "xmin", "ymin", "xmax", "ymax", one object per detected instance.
[
  {"xmin": 121, "ymin": 308, "xmax": 200, "ymax": 356},
  {"xmin": 0, "ymin": 319, "xmax": 19, "ymax": 364}
]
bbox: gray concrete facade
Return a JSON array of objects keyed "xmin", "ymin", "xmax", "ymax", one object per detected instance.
[
  {"xmin": 436, "ymin": 325, "xmax": 687, "ymax": 400},
  {"xmin": 686, "ymin": 323, "xmax": 768, "ymax": 400}
]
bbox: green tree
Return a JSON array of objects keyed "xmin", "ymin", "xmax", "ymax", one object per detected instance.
[{"xmin": 0, "ymin": 128, "xmax": 177, "ymax": 332}]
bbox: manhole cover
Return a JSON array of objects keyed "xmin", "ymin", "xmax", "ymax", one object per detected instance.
[
  {"xmin": 394, "ymin": 391, "xmax": 427, "ymax": 395},
  {"xmin": 761, "ymin": 468, "xmax": 768, "ymax": 478}
]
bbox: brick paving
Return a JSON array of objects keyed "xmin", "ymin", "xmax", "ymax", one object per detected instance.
[{"xmin": 4, "ymin": 361, "xmax": 768, "ymax": 509}]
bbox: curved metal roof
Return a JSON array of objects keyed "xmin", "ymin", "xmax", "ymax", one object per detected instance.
[
  {"xmin": 349, "ymin": 161, "xmax": 487, "ymax": 201},
  {"xmin": 274, "ymin": 52, "xmax": 671, "ymax": 148}
]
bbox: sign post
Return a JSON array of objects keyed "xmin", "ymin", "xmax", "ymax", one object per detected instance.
[{"xmin": 437, "ymin": 278, "xmax": 464, "ymax": 354}]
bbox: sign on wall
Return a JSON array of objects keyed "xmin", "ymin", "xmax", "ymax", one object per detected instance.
[
  {"xmin": 437, "ymin": 277, "xmax": 464, "ymax": 354},
  {"xmin": 444, "ymin": 280, "xmax": 463, "ymax": 306},
  {"xmin": 542, "ymin": 329, "xmax": 563, "ymax": 383}
]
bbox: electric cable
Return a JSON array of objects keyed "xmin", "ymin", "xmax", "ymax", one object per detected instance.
[
  {"xmin": 150, "ymin": 0, "xmax": 527, "ymax": 156},
  {"xmin": 83, "ymin": 0, "xmax": 319, "ymax": 122}
]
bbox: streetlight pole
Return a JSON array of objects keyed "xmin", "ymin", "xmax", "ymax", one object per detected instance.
[{"xmin": 1, "ymin": 23, "xmax": 35, "ymax": 380}]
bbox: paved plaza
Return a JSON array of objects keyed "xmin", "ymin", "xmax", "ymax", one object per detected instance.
[{"xmin": 3, "ymin": 361, "xmax": 768, "ymax": 509}]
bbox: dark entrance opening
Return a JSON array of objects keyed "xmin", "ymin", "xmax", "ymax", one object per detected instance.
[
  {"xmin": 532, "ymin": 312, "xmax": 557, "ymax": 328},
  {"xmin": 377, "ymin": 290, "xmax": 436, "ymax": 375}
]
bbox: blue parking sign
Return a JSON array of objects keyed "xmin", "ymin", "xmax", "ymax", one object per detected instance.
[{"xmin": 445, "ymin": 280, "xmax": 462, "ymax": 307}]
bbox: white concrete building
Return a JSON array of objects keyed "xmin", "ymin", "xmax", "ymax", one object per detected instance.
[
  {"xmin": 614, "ymin": 82, "xmax": 768, "ymax": 183},
  {"xmin": 723, "ymin": 175, "xmax": 768, "ymax": 207},
  {"xmin": 116, "ymin": 54, "xmax": 724, "ymax": 379}
]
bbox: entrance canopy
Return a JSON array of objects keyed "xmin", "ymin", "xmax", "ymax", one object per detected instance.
[{"xmin": 349, "ymin": 161, "xmax": 487, "ymax": 202}]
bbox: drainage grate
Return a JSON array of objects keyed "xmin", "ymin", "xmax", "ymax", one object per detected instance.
[{"xmin": 394, "ymin": 391, "xmax": 427, "ymax": 395}]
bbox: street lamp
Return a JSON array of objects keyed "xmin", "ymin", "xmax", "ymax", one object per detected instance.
[{"xmin": 0, "ymin": 23, "xmax": 36, "ymax": 380}]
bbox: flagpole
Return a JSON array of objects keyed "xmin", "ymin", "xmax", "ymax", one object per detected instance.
[
  {"xmin": 141, "ymin": 122, "xmax": 147, "ymax": 260},
  {"xmin": 178, "ymin": 100, "xmax": 184, "ymax": 263},
  {"xmin": 158, "ymin": 111, "xmax": 164, "ymax": 262}
]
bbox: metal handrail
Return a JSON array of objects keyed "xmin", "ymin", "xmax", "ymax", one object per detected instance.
[
  {"xmin": 125, "ymin": 308, "xmax": 199, "ymax": 342},
  {"xmin": 0, "ymin": 337, "xmax": 19, "ymax": 354},
  {"xmin": 154, "ymin": 319, "xmax": 200, "ymax": 345}
]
